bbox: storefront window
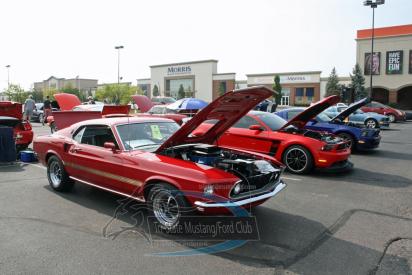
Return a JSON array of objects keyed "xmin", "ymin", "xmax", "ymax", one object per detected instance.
[
  {"xmin": 165, "ymin": 79, "xmax": 194, "ymax": 98},
  {"xmin": 295, "ymin": 87, "xmax": 315, "ymax": 105}
]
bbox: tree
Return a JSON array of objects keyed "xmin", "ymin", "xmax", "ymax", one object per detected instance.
[
  {"xmin": 350, "ymin": 63, "xmax": 367, "ymax": 101},
  {"xmin": 325, "ymin": 67, "xmax": 340, "ymax": 96},
  {"xmin": 218, "ymin": 82, "xmax": 226, "ymax": 96},
  {"xmin": 152, "ymin": 85, "xmax": 159, "ymax": 97},
  {"xmin": 95, "ymin": 84, "xmax": 135, "ymax": 105},
  {"xmin": 31, "ymin": 89, "xmax": 44, "ymax": 102},
  {"xmin": 178, "ymin": 84, "xmax": 185, "ymax": 99},
  {"xmin": 272, "ymin": 75, "xmax": 282, "ymax": 105},
  {"xmin": 4, "ymin": 84, "xmax": 29, "ymax": 103}
]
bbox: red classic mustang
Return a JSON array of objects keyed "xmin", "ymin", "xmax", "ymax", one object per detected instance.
[
  {"xmin": 0, "ymin": 101, "xmax": 33, "ymax": 151},
  {"xmin": 34, "ymin": 87, "xmax": 286, "ymax": 230},
  {"xmin": 195, "ymin": 95, "xmax": 352, "ymax": 174}
]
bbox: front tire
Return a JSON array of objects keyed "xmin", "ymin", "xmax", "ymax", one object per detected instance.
[
  {"xmin": 283, "ymin": 145, "xmax": 314, "ymax": 174},
  {"xmin": 365, "ymin": 118, "xmax": 378, "ymax": 128},
  {"xmin": 47, "ymin": 155, "xmax": 74, "ymax": 192},
  {"xmin": 147, "ymin": 183, "xmax": 192, "ymax": 231},
  {"xmin": 337, "ymin": 132, "xmax": 355, "ymax": 150}
]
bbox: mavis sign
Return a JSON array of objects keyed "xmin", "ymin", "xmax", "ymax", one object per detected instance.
[{"xmin": 167, "ymin": 66, "xmax": 192, "ymax": 75}]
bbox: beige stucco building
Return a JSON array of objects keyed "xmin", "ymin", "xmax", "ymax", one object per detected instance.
[
  {"xmin": 33, "ymin": 76, "xmax": 98, "ymax": 95},
  {"xmin": 356, "ymin": 24, "xmax": 412, "ymax": 108}
]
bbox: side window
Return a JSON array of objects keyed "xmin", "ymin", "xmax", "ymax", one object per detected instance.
[
  {"xmin": 73, "ymin": 127, "xmax": 86, "ymax": 143},
  {"xmin": 287, "ymin": 111, "xmax": 300, "ymax": 120},
  {"xmin": 78, "ymin": 125, "xmax": 117, "ymax": 148},
  {"xmin": 233, "ymin": 116, "xmax": 261, "ymax": 129}
]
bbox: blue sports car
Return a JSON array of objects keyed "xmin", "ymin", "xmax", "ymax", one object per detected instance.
[
  {"xmin": 275, "ymin": 98, "xmax": 382, "ymax": 151},
  {"xmin": 323, "ymin": 101, "xmax": 390, "ymax": 129}
]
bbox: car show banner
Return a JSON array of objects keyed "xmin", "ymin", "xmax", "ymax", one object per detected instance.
[
  {"xmin": 364, "ymin": 52, "xmax": 381, "ymax": 75},
  {"xmin": 386, "ymin": 50, "xmax": 403, "ymax": 74}
]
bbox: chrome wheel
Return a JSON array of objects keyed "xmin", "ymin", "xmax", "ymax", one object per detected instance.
[
  {"xmin": 365, "ymin": 119, "xmax": 377, "ymax": 128},
  {"xmin": 152, "ymin": 190, "xmax": 180, "ymax": 229},
  {"xmin": 285, "ymin": 148, "xmax": 308, "ymax": 173},
  {"xmin": 388, "ymin": 114, "xmax": 396, "ymax": 123},
  {"xmin": 49, "ymin": 160, "xmax": 62, "ymax": 188},
  {"xmin": 338, "ymin": 133, "xmax": 354, "ymax": 149}
]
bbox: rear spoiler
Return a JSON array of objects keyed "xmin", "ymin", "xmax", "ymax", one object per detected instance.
[{"xmin": 53, "ymin": 105, "xmax": 130, "ymax": 130}]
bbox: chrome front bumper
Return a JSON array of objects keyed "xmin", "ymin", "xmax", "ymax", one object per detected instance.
[{"xmin": 194, "ymin": 180, "xmax": 286, "ymax": 208}]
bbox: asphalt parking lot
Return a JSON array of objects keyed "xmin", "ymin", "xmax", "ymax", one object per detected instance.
[{"xmin": 1, "ymin": 122, "xmax": 411, "ymax": 274}]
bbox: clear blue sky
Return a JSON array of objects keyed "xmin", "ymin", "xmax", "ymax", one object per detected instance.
[{"xmin": 1, "ymin": 0, "xmax": 411, "ymax": 90}]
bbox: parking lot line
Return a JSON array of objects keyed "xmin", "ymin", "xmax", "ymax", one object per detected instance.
[{"xmin": 282, "ymin": 176, "xmax": 302, "ymax": 181}]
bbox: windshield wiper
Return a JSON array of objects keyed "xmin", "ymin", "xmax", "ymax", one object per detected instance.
[{"xmin": 132, "ymin": 144, "xmax": 160, "ymax": 149}]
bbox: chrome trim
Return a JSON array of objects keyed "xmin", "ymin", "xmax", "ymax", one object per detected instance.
[
  {"xmin": 194, "ymin": 180, "xmax": 286, "ymax": 208},
  {"xmin": 69, "ymin": 176, "xmax": 145, "ymax": 202}
]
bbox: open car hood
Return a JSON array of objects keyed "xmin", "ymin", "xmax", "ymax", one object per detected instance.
[
  {"xmin": 280, "ymin": 95, "xmax": 340, "ymax": 130},
  {"xmin": 131, "ymin": 95, "xmax": 154, "ymax": 113},
  {"xmin": 54, "ymin": 93, "xmax": 82, "ymax": 111},
  {"xmin": 331, "ymin": 97, "xmax": 370, "ymax": 122},
  {"xmin": 0, "ymin": 101, "xmax": 22, "ymax": 119},
  {"xmin": 156, "ymin": 86, "xmax": 275, "ymax": 152}
]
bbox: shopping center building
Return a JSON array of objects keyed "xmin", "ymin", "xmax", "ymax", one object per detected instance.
[
  {"xmin": 137, "ymin": 60, "xmax": 322, "ymax": 106},
  {"xmin": 137, "ymin": 60, "xmax": 235, "ymax": 102},
  {"xmin": 356, "ymin": 24, "xmax": 412, "ymax": 108}
]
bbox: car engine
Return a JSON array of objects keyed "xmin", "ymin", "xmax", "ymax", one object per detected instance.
[{"xmin": 161, "ymin": 144, "xmax": 282, "ymax": 198}]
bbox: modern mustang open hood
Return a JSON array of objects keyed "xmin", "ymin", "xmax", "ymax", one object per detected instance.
[
  {"xmin": 156, "ymin": 86, "xmax": 275, "ymax": 152},
  {"xmin": 131, "ymin": 95, "xmax": 154, "ymax": 113},
  {"xmin": 54, "ymin": 93, "xmax": 82, "ymax": 111},
  {"xmin": 331, "ymin": 97, "xmax": 370, "ymax": 122},
  {"xmin": 0, "ymin": 101, "xmax": 23, "ymax": 120},
  {"xmin": 280, "ymin": 95, "xmax": 340, "ymax": 130}
]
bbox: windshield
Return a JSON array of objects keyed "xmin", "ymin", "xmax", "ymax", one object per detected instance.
[
  {"xmin": 316, "ymin": 112, "xmax": 332, "ymax": 122},
  {"xmin": 254, "ymin": 112, "xmax": 287, "ymax": 131},
  {"xmin": 116, "ymin": 122, "xmax": 179, "ymax": 151}
]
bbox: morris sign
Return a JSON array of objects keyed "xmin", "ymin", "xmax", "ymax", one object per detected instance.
[{"xmin": 167, "ymin": 66, "xmax": 192, "ymax": 75}]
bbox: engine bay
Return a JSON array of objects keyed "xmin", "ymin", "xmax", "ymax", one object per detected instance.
[
  {"xmin": 161, "ymin": 144, "xmax": 281, "ymax": 197},
  {"xmin": 282, "ymin": 125, "xmax": 344, "ymax": 144}
]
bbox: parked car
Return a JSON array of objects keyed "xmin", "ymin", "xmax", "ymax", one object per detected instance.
[
  {"xmin": 361, "ymin": 101, "xmax": 406, "ymax": 122},
  {"xmin": 195, "ymin": 95, "xmax": 352, "ymax": 174},
  {"xmin": 151, "ymin": 96, "xmax": 176, "ymax": 105},
  {"xmin": 276, "ymin": 100, "xmax": 382, "ymax": 151},
  {"xmin": 33, "ymin": 87, "xmax": 286, "ymax": 230},
  {"xmin": 0, "ymin": 101, "xmax": 33, "ymax": 151},
  {"xmin": 132, "ymin": 95, "xmax": 187, "ymax": 125},
  {"xmin": 323, "ymin": 98, "xmax": 390, "ymax": 129}
]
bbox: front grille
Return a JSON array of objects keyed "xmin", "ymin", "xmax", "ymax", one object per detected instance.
[{"xmin": 230, "ymin": 171, "xmax": 280, "ymax": 199}]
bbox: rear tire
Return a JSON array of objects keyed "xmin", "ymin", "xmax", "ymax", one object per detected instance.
[
  {"xmin": 387, "ymin": 114, "xmax": 396, "ymax": 123},
  {"xmin": 147, "ymin": 183, "xmax": 193, "ymax": 231},
  {"xmin": 47, "ymin": 155, "xmax": 74, "ymax": 192},
  {"xmin": 283, "ymin": 145, "xmax": 314, "ymax": 174}
]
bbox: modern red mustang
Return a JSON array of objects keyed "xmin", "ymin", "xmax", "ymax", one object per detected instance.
[
  {"xmin": 34, "ymin": 87, "xmax": 286, "ymax": 230},
  {"xmin": 195, "ymin": 95, "xmax": 352, "ymax": 174},
  {"xmin": 0, "ymin": 101, "xmax": 33, "ymax": 151}
]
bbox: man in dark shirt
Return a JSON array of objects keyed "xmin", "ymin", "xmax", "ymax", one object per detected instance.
[{"xmin": 43, "ymin": 96, "xmax": 51, "ymax": 125}]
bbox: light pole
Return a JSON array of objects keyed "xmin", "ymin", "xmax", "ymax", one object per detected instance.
[
  {"xmin": 363, "ymin": 0, "xmax": 385, "ymax": 97},
  {"xmin": 114, "ymin": 46, "xmax": 124, "ymax": 100},
  {"xmin": 5, "ymin": 65, "xmax": 10, "ymax": 89}
]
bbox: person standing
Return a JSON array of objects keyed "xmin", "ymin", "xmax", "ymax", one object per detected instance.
[
  {"xmin": 43, "ymin": 95, "xmax": 52, "ymax": 126},
  {"xmin": 24, "ymin": 95, "xmax": 36, "ymax": 121}
]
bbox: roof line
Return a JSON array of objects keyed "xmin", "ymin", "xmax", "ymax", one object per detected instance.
[{"xmin": 150, "ymin": 59, "xmax": 218, "ymax": 68}]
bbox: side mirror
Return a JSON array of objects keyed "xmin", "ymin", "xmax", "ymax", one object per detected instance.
[
  {"xmin": 249, "ymin": 124, "xmax": 264, "ymax": 131},
  {"xmin": 104, "ymin": 142, "xmax": 117, "ymax": 152}
]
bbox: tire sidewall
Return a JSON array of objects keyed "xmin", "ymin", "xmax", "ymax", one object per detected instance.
[
  {"xmin": 147, "ymin": 183, "xmax": 191, "ymax": 231},
  {"xmin": 283, "ymin": 145, "xmax": 313, "ymax": 174},
  {"xmin": 338, "ymin": 132, "xmax": 355, "ymax": 150},
  {"xmin": 365, "ymin": 118, "xmax": 378, "ymax": 128},
  {"xmin": 47, "ymin": 156, "xmax": 73, "ymax": 192}
]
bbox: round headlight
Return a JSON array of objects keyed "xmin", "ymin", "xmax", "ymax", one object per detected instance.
[
  {"xmin": 203, "ymin": 185, "xmax": 214, "ymax": 196},
  {"xmin": 233, "ymin": 183, "xmax": 242, "ymax": 195}
]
